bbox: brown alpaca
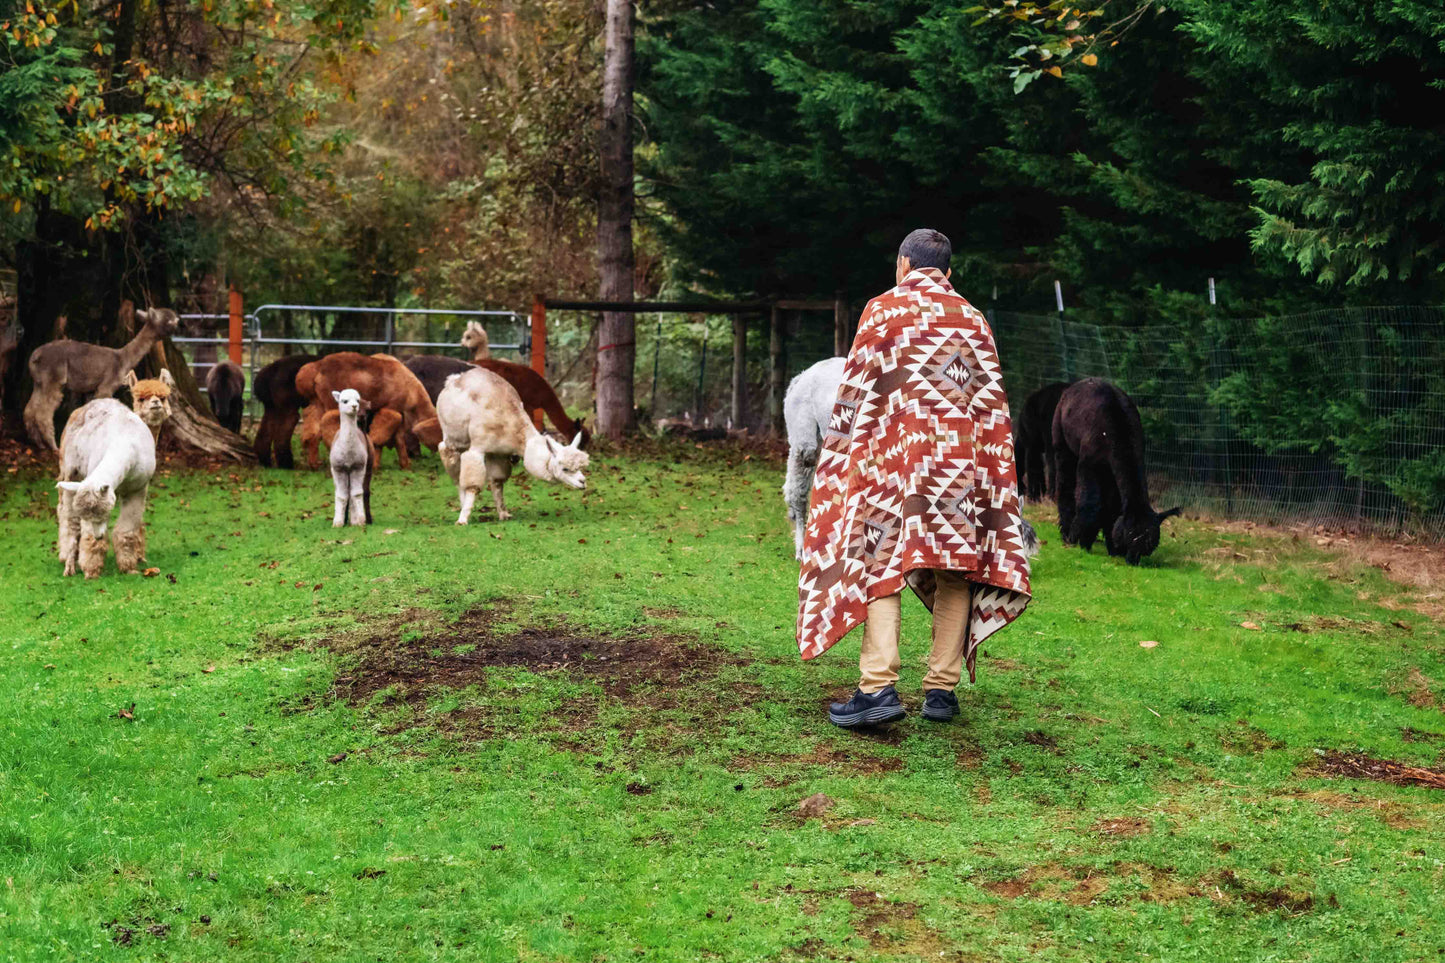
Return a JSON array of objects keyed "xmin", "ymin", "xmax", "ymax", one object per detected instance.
[
  {"xmin": 251, "ymin": 353, "xmax": 316, "ymax": 469},
  {"xmin": 24, "ymin": 307, "xmax": 181, "ymax": 451},
  {"xmin": 295, "ymin": 352, "xmax": 438, "ymax": 469}
]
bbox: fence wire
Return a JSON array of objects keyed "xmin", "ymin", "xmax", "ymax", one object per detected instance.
[{"xmin": 991, "ymin": 306, "xmax": 1445, "ymax": 538}]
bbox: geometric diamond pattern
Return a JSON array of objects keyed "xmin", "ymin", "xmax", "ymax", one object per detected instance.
[{"xmin": 797, "ymin": 268, "xmax": 1032, "ymax": 681}]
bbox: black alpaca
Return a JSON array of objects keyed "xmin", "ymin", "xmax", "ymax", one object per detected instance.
[
  {"xmin": 1051, "ymin": 378, "xmax": 1180, "ymax": 564},
  {"xmin": 205, "ymin": 361, "xmax": 246, "ymax": 434},
  {"xmin": 1015, "ymin": 381, "xmax": 1071, "ymax": 500},
  {"xmin": 251, "ymin": 353, "xmax": 317, "ymax": 468}
]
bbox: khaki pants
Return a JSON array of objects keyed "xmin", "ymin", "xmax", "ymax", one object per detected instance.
[{"xmin": 858, "ymin": 571, "xmax": 973, "ymax": 693}]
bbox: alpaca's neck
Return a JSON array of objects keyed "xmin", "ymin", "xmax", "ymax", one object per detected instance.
[
  {"xmin": 521, "ymin": 431, "xmax": 554, "ymax": 481},
  {"xmin": 470, "ymin": 344, "xmax": 489, "ymax": 362},
  {"xmin": 117, "ymin": 324, "xmax": 161, "ymax": 372}
]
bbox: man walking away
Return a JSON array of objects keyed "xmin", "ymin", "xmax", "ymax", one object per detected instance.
[{"xmin": 796, "ymin": 229, "xmax": 1032, "ymax": 728}]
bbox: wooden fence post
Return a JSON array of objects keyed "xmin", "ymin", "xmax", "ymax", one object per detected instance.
[
  {"xmin": 768, "ymin": 304, "xmax": 785, "ymax": 436},
  {"xmin": 731, "ymin": 313, "xmax": 746, "ymax": 429},
  {"xmin": 228, "ymin": 287, "xmax": 243, "ymax": 365}
]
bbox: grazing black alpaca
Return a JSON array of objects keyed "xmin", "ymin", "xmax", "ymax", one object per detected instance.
[
  {"xmin": 1051, "ymin": 378, "xmax": 1180, "ymax": 564},
  {"xmin": 1015, "ymin": 381, "xmax": 1071, "ymax": 500},
  {"xmin": 251, "ymin": 353, "xmax": 317, "ymax": 468}
]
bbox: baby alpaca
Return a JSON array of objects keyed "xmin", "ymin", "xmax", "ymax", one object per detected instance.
[
  {"xmin": 55, "ymin": 385, "xmax": 172, "ymax": 578},
  {"xmin": 432, "ymin": 367, "xmax": 588, "ymax": 524},
  {"xmin": 328, "ymin": 389, "xmax": 374, "ymax": 527}
]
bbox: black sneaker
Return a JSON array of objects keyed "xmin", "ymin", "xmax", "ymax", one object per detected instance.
[
  {"xmin": 828, "ymin": 686, "xmax": 907, "ymax": 728},
  {"xmin": 921, "ymin": 688, "xmax": 959, "ymax": 722}
]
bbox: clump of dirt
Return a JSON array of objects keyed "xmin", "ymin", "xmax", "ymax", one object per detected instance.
[
  {"xmin": 1284, "ymin": 615, "xmax": 1386, "ymax": 635},
  {"xmin": 317, "ymin": 605, "xmax": 748, "ymax": 738},
  {"xmin": 1315, "ymin": 750, "xmax": 1445, "ymax": 790}
]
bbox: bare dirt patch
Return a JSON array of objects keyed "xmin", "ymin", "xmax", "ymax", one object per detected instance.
[
  {"xmin": 1314, "ymin": 750, "xmax": 1445, "ymax": 790},
  {"xmin": 316, "ymin": 604, "xmax": 748, "ymax": 739}
]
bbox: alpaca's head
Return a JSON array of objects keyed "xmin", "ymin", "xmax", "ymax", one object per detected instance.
[
  {"xmin": 332, "ymin": 388, "xmax": 364, "ymax": 418},
  {"xmin": 126, "ymin": 369, "xmax": 174, "ymax": 428},
  {"xmin": 1112, "ymin": 507, "xmax": 1182, "ymax": 565},
  {"xmin": 460, "ymin": 321, "xmax": 489, "ymax": 353},
  {"xmin": 523, "ymin": 432, "xmax": 589, "ymax": 490},
  {"xmin": 56, "ymin": 480, "xmax": 116, "ymax": 534},
  {"xmin": 135, "ymin": 307, "xmax": 181, "ymax": 339}
]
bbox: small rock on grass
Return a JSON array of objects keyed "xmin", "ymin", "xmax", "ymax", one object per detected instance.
[{"xmin": 796, "ymin": 793, "xmax": 835, "ymax": 819}]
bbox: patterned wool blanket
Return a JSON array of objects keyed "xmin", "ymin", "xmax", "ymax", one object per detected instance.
[{"xmin": 796, "ymin": 268, "xmax": 1032, "ymax": 681}]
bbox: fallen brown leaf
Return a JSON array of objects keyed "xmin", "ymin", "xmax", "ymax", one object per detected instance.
[
  {"xmin": 1139, "ymin": 640, "xmax": 1160, "ymax": 649},
  {"xmin": 117, "ymin": 703, "xmax": 135, "ymax": 720},
  {"xmin": 1240, "ymin": 621, "xmax": 1262, "ymax": 630},
  {"xmin": 142, "ymin": 567, "xmax": 160, "ymax": 577}
]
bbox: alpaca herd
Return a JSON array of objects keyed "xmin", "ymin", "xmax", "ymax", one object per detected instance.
[{"xmin": 20, "ymin": 300, "xmax": 1182, "ymax": 582}]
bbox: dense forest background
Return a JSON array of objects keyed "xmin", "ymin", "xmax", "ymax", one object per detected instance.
[{"xmin": 2, "ymin": 0, "xmax": 1442, "ymax": 422}]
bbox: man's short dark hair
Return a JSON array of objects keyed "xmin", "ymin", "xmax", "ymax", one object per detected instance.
[{"xmin": 899, "ymin": 229, "xmax": 952, "ymax": 273}]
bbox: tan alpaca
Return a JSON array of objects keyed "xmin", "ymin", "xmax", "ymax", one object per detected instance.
[
  {"xmin": 55, "ymin": 370, "xmax": 173, "ymax": 578},
  {"xmin": 24, "ymin": 307, "xmax": 181, "ymax": 450},
  {"xmin": 431, "ymin": 368, "xmax": 587, "ymax": 524},
  {"xmin": 460, "ymin": 321, "xmax": 491, "ymax": 362}
]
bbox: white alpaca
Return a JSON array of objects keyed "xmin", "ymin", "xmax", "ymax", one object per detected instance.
[
  {"xmin": 782, "ymin": 356, "xmax": 1039, "ymax": 559},
  {"xmin": 329, "ymin": 388, "xmax": 373, "ymax": 527},
  {"xmin": 782, "ymin": 357, "xmax": 847, "ymax": 559},
  {"xmin": 434, "ymin": 367, "xmax": 587, "ymax": 524},
  {"xmin": 54, "ymin": 371, "xmax": 174, "ymax": 578}
]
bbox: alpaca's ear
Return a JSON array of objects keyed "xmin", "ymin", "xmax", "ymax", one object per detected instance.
[
  {"xmin": 545, "ymin": 435, "xmax": 563, "ymax": 454},
  {"xmin": 331, "ymin": 390, "xmax": 342, "ymax": 403},
  {"xmin": 159, "ymin": 368, "xmax": 175, "ymax": 386},
  {"xmin": 56, "ymin": 481, "xmax": 82, "ymax": 492},
  {"xmin": 125, "ymin": 371, "xmax": 138, "ymax": 388},
  {"xmin": 570, "ymin": 432, "xmax": 582, "ymax": 449},
  {"xmin": 134, "ymin": 308, "xmax": 149, "ymax": 322},
  {"xmin": 1157, "ymin": 507, "xmax": 1182, "ymax": 521}
]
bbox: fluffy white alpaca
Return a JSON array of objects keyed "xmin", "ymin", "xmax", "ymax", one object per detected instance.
[
  {"xmin": 782, "ymin": 356, "xmax": 1038, "ymax": 559},
  {"xmin": 55, "ymin": 371, "xmax": 173, "ymax": 578},
  {"xmin": 434, "ymin": 367, "xmax": 587, "ymax": 524},
  {"xmin": 781, "ymin": 357, "xmax": 846, "ymax": 559},
  {"xmin": 329, "ymin": 388, "xmax": 373, "ymax": 527}
]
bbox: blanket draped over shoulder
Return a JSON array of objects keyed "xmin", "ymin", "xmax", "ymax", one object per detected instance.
[{"xmin": 796, "ymin": 268, "xmax": 1032, "ymax": 681}]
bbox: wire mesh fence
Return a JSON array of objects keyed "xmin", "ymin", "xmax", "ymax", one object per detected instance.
[{"xmin": 991, "ymin": 305, "xmax": 1445, "ymax": 538}]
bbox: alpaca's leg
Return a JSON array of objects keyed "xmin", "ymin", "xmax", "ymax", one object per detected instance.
[
  {"xmin": 484, "ymin": 453, "xmax": 514, "ymax": 521},
  {"xmin": 348, "ymin": 470, "xmax": 367, "ymax": 526},
  {"xmin": 24, "ymin": 380, "xmax": 64, "ymax": 451},
  {"xmin": 331, "ymin": 467, "xmax": 349, "ymax": 527},
  {"xmin": 274, "ymin": 408, "xmax": 302, "ymax": 469},
  {"xmin": 1026, "ymin": 444, "xmax": 1047, "ymax": 502},
  {"xmin": 57, "ymin": 488, "xmax": 79, "ymax": 575},
  {"xmin": 783, "ymin": 445, "xmax": 817, "ymax": 559},
  {"xmin": 1100, "ymin": 478, "xmax": 1124, "ymax": 556},
  {"xmin": 301, "ymin": 406, "xmax": 325, "ymax": 470},
  {"xmin": 457, "ymin": 449, "xmax": 486, "ymax": 525},
  {"xmin": 1055, "ymin": 448, "xmax": 1078, "ymax": 544},
  {"xmin": 113, "ymin": 489, "xmax": 148, "ymax": 573},
  {"xmin": 1073, "ymin": 466, "xmax": 1103, "ymax": 552},
  {"xmin": 79, "ymin": 528, "xmax": 107, "ymax": 579},
  {"xmin": 253, "ymin": 410, "xmax": 276, "ymax": 466}
]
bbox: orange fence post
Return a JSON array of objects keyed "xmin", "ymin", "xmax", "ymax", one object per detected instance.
[
  {"xmin": 228, "ymin": 287, "xmax": 244, "ymax": 365},
  {"xmin": 530, "ymin": 294, "xmax": 547, "ymax": 429}
]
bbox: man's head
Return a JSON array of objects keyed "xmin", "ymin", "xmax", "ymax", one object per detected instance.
[{"xmin": 896, "ymin": 229, "xmax": 952, "ymax": 284}]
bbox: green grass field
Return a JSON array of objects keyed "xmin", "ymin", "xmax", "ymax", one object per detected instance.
[{"xmin": 2, "ymin": 442, "xmax": 1444, "ymax": 962}]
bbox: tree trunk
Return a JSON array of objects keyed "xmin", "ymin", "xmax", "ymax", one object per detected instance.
[
  {"xmin": 595, "ymin": 0, "xmax": 635, "ymax": 439},
  {"xmin": 834, "ymin": 294, "xmax": 849, "ymax": 357},
  {"xmin": 142, "ymin": 341, "xmax": 256, "ymax": 463},
  {"xmin": 730, "ymin": 314, "xmax": 746, "ymax": 430},
  {"xmin": 768, "ymin": 306, "xmax": 785, "ymax": 436}
]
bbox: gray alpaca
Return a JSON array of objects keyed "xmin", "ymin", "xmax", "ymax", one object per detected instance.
[
  {"xmin": 782, "ymin": 356, "xmax": 1039, "ymax": 559},
  {"xmin": 24, "ymin": 307, "xmax": 181, "ymax": 450},
  {"xmin": 329, "ymin": 388, "xmax": 373, "ymax": 527}
]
